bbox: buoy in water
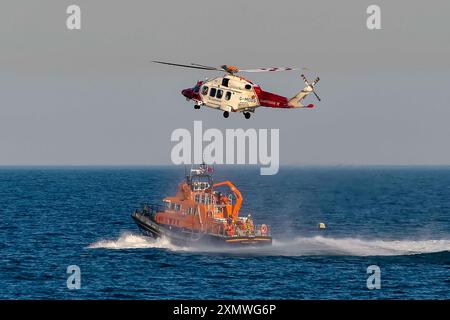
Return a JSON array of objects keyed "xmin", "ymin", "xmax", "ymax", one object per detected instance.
[{"xmin": 318, "ymin": 222, "xmax": 326, "ymax": 229}]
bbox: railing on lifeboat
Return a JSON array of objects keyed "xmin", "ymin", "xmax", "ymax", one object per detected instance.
[
  {"xmin": 253, "ymin": 224, "xmax": 271, "ymax": 237},
  {"xmin": 219, "ymin": 223, "xmax": 271, "ymax": 237}
]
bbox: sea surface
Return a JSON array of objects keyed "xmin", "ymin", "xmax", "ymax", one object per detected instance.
[{"xmin": 0, "ymin": 166, "xmax": 449, "ymax": 299}]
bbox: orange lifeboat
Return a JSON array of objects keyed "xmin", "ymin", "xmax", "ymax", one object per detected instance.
[{"xmin": 131, "ymin": 164, "xmax": 272, "ymax": 246}]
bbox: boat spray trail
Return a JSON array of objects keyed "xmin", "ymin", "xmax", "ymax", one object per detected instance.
[
  {"xmin": 87, "ymin": 232, "xmax": 186, "ymax": 251},
  {"xmin": 88, "ymin": 232, "xmax": 450, "ymax": 256}
]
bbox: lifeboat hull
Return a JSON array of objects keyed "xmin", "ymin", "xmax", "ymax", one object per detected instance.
[{"xmin": 131, "ymin": 211, "xmax": 272, "ymax": 247}]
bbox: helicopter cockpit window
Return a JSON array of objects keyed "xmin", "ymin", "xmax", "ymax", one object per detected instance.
[
  {"xmin": 216, "ymin": 89, "xmax": 223, "ymax": 99},
  {"xmin": 201, "ymin": 86, "xmax": 208, "ymax": 95},
  {"xmin": 225, "ymin": 91, "xmax": 232, "ymax": 101},
  {"xmin": 245, "ymin": 84, "xmax": 252, "ymax": 90},
  {"xmin": 210, "ymin": 88, "xmax": 217, "ymax": 97},
  {"xmin": 193, "ymin": 84, "xmax": 200, "ymax": 93},
  {"xmin": 222, "ymin": 78, "xmax": 229, "ymax": 87}
]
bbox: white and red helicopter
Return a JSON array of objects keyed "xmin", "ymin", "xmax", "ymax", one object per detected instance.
[{"xmin": 153, "ymin": 61, "xmax": 321, "ymax": 119}]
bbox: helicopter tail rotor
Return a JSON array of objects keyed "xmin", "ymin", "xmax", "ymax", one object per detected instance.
[
  {"xmin": 301, "ymin": 74, "xmax": 321, "ymax": 102},
  {"xmin": 287, "ymin": 74, "xmax": 322, "ymax": 108}
]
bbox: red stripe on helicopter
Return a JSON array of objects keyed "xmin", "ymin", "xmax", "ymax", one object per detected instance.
[{"xmin": 253, "ymin": 86, "xmax": 290, "ymax": 108}]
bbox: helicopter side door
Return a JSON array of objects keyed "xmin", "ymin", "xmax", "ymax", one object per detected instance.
[
  {"xmin": 235, "ymin": 83, "xmax": 259, "ymax": 111},
  {"xmin": 217, "ymin": 77, "xmax": 240, "ymax": 112},
  {"xmin": 223, "ymin": 76, "xmax": 259, "ymax": 112},
  {"xmin": 221, "ymin": 89, "xmax": 239, "ymax": 112}
]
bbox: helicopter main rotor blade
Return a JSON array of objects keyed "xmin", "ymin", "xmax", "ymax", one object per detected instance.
[
  {"xmin": 239, "ymin": 67, "xmax": 309, "ymax": 73},
  {"xmin": 153, "ymin": 61, "xmax": 310, "ymax": 75},
  {"xmin": 192, "ymin": 63, "xmax": 238, "ymax": 74},
  {"xmin": 190, "ymin": 63, "xmax": 219, "ymax": 70},
  {"xmin": 152, "ymin": 60, "xmax": 220, "ymax": 71}
]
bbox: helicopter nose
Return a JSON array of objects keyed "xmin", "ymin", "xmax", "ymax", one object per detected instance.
[{"xmin": 181, "ymin": 88, "xmax": 193, "ymax": 99}]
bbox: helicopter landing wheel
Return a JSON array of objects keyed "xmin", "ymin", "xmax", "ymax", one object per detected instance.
[
  {"xmin": 223, "ymin": 111, "xmax": 230, "ymax": 118},
  {"xmin": 244, "ymin": 112, "xmax": 251, "ymax": 119},
  {"xmin": 194, "ymin": 104, "xmax": 201, "ymax": 109}
]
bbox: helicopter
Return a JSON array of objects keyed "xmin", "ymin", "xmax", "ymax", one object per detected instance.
[{"xmin": 153, "ymin": 61, "xmax": 321, "ymax": 119}]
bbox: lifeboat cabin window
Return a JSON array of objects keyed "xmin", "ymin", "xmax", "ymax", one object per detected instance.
[
  {"xmin": 209, "ymin": 88, "xmax": 217, "ymax": 97},
  {"xmin": 201, "ymin": 86, "xmax": 208, "ymax": 95},
  {"xmin": 216, "ymin": 89, "xmax": 223, "ymax": 99},
  {"xmin": 191, "ymin": 175, "xmax": 211, "ymax": 191},
  {"xmin": 164, "ymin": 201, "xmax": 173, "ymax": 210},
  {"xmin": 222, "ymin": 78, "xmax": 229, "ymax": 87},
  {"xmin": 225, "ymin": 91, "xmax": 232, "ymax": 101},
  {"xmin": 193, "ymin": 182, "xmax": 209, "ymax": 191}
]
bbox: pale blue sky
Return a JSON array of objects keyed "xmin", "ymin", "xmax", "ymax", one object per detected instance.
[{"xmin": 0, "ymin": 1, "xmax": 449, "ymax": 165}]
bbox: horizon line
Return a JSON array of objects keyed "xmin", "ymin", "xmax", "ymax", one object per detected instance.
[{"xmin": 1, "ymin": 164, "xmax": 450, "ymax": 168}]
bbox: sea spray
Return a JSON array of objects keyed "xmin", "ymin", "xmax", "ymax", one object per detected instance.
[
  {"xmin": 88, "ymin": 233, "xmax": 450, "ymax": 256},
  {"xmin": 87, "ymin": 232, "xmax": 185, "ymax": 251}
]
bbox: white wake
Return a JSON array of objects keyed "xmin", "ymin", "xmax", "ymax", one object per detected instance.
[
  {"xmin": 87, "ymin": 232, "xmax": 186, "ymax": 251},
  {"xmin": 269, "ymin": 236, "xmax": 450, "ymax": 256},
  {"xmin": 87, "ymin": 232, "xmax": 450, "ymax": 256}
]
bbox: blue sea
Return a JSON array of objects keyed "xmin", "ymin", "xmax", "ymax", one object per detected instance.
[{"xmin": 0, "ymin": 166, "xmax": 449, "ymax": 299}]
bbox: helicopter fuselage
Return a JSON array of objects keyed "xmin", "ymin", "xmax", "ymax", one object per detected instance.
[
  {"xmin": 181, "ymin": 74, "xmax": 307, "ymax": 117},
  {"xmin": 181, "ymin": 74, "xmax": 316, "ymax": 119},
  {"xmin": 153, "ymin": 60, "xmax": 319, "ymax": 118}
]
